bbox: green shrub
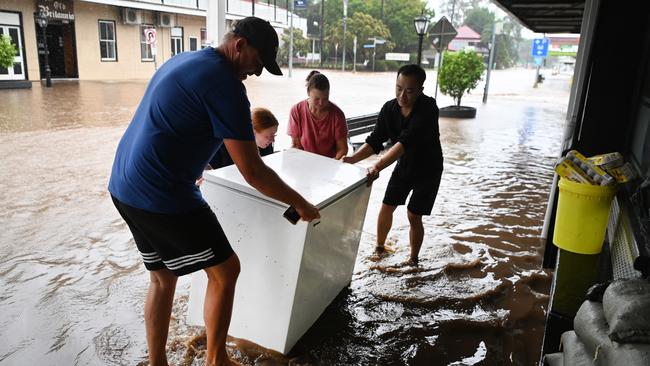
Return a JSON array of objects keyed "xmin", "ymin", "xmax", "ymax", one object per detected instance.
[
  {"xmin": 0, "ymin": 35, "xmax": 17, "ymax": 69},
  {"xmin": 439, "ymin": 50, "xmax": 485, "ymax": 107}
]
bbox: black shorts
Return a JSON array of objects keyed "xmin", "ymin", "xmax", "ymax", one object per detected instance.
[
  {"xmin": 111, "ymin": 195, "xmax": 234, "ymax": 276},
  {"xmin": 383, "ymin": 169, "xmax": 442, "ymax": 216}
]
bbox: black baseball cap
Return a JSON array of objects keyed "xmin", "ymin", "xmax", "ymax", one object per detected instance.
[{"xmin": 233, "ymin": 17, "xmax": 282, "ymax": 76}]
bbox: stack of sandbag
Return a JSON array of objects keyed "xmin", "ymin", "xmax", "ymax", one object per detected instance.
[{"xmin": 544, "ymin": 279, "xmax": 650, "ymax": 366}]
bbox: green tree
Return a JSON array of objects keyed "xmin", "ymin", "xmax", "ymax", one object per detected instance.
[
  {"xmin": 379, "ymin": 0, "xmax": 433, "ymax": 53},
  {"xmin": 308, "ymin": 0, "xmax": 432, "ymax": 65},
  {"xmin": 278, "ymin": 27, "xmax": 310, "ymax": 66},
  {"xmin": 440, "ymin": 0, "xmax": 482, "ymax": 27},
  {"xmin": 463, "ymin": 6, "xmax": 494, "ymax": 42},
  {"xmin": 0, "ymin": 35, "xmax": 17, "ymax": 69},
  {"xmin": 326, "ymin": 12, "xmax": 393, "ymax": 68},
  {"xmin": 460, "ymin": 6, "xmax": 523, "ymax": 69},
  {"xmin": 493, "ymin": 17, "xmax": 522, "ymax": 69},
  {"xmin": 439, "ymin": 50, "xmax": 485, "ymax": 107}
]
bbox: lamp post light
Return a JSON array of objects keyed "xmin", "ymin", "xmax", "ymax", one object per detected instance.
[
  {"xmin": 36, "ymin": 15, "xmax": 52, "ymax": 87},
  {"xmin": 413, "ymin": 15, "xmax": 429, "ymax": 67}
]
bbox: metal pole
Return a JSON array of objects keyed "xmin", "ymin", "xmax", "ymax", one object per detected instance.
[
  {"xmin": 434, "ymin": 50, "xmax": 443, "ymax": 99},
  {"xmin": 342, "ymin": 0, "xmax": 348, "ymax": 71},
  {"xmin": 353, "ymin": 35, "xmax": 357, "ymax": 72},
  {"xmin": 288, "ymin": 0, "xmax": 294, "ymax": 78},
  {"xmin": 434, "ymin": 20, "xmax": 446, "ymax": 99},
  {"xmin": 40, "ymin": 22, "xmax": 52, "ymax": 87},
  {"xmin": 334, "ymin": 43, "xmax": 338, "ymax": 68},
  {"xmin": 319, "ymin": 0, "xmax": 324, "ymax": 67},
  {"xmin": 483, "ymin": 21, "xmax": 497, "ymax": 103},
  {"xmin": 372, "ymin": 38, "xmax": 376, "ymax": 72},
  {"xmin": 417, "ymin": 33, "xmax": 424, "ymax": 66}
]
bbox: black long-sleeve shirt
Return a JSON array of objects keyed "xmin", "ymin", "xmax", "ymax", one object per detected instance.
[
  {"xmin": 365, "ymin": 94, "xmax": 443, "ymax": 180},
  {"xmin": 209, "ymin": 144, "xmax": 274, "ymax": 169}
]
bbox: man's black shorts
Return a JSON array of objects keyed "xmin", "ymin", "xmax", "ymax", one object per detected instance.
[
  {"xmin": 111, "ymin": 195, "xmax": 234, "ymax": 276},
  {"xmin": 383, "ymin": 168, "xmax": 443, "ymax": 216}
]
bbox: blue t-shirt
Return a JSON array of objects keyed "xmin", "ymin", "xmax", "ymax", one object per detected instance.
[{"xmin": 108, "ymin": 47, "xmax": 254, "ymax": 213}]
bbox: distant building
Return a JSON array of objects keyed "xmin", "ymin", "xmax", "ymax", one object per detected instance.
[
  {"xmin": 0, "ymin": 0, "xmax": 306, "ymax": 85},
  {"xmin": 447, "ymin": 25, "xmax": 488, "ymax": 56},
  {"xmin": 548, "ymin": 35, "xmax": 580, "ymax": 57}
]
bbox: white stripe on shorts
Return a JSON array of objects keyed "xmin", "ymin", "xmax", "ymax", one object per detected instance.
[
  {"xmin": 163, "ymin": 249, "xmax": 215, "ymax": 271},
  {"xmin": 140, "ymin": 251, "xmax": 162, "ymax": 263}
]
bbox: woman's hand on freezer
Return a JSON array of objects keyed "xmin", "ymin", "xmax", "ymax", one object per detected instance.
[{"xmin": 295, "ymin": 201, "xmax": 320, "ymax": 222}]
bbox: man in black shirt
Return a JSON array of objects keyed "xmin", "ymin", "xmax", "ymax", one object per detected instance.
[{"xmin": 343, "ymin": 64, "xmax": 443, "ymax": 265}]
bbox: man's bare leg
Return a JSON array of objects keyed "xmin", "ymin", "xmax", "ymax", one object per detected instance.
[
  {"xmin": 407, "ymin": 210, "xmax": 424, "ymax": 264},
  {"xmin": 203, "ymin": 254, "xmax": 241, "ymax": 366},
  {"xmin": 376, "ymin": 204, "xmax": 397, "ymax": 252},
  {"xmin": 145, "ymin": 268, "xmax": 178, "ymax": 366}
]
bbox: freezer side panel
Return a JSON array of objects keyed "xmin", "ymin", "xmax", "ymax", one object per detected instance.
[
  {"xmin": 284, "ymin": 184, "xmax": 372, "ymax": 353},
  {"xmin": 187, "ymin": 182, "xmax": 308, "ymax": 353}
]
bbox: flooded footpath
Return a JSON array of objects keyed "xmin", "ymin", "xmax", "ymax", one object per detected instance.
[{"xmin": 0, "ymin": 68, "xmax": 570, "ymax": 365}]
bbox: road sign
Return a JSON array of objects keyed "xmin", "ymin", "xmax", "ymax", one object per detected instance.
[
  {"xmin": 385, "ymin": 52, "xmax": 410, "ymax": 61},
  {"xmin": 531, "ymin": 38, "xmax": 549, "ymax": 57},
  {"xmin": 294, "ymin": 0, "xmax": 307, "ymax": 9},
  {"xmin": 144, "ymin": 28, "xmax": 157, "ymax": 45},
  {"xmin": 429, "ymin": 16, "xmax": 457, "ymax": 51},
  {"xmin": 363, "ymin": 44, "xmax": 374, "ymax": 49}
]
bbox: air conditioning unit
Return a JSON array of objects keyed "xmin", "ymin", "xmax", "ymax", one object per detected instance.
[
  {"xmin": 157, "ymin": 13, "xmax": 175, "ymax": 28},
  {"xmin": 122, "ymin": 8, "xmax": 141, "ymax": 25}
]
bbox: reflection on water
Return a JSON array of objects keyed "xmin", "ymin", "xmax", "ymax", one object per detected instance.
[{"xmin": 0, "ymin": 70, "xmax": 569, "ymax": 365}]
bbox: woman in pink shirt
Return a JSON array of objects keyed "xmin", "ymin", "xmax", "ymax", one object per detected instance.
[{"xmin": 288, "ymin": 70, "xmax": 348, "ymax": 159}]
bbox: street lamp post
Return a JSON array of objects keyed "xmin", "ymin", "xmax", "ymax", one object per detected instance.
[
  {"xmin": 37, "ymin": 15, "xmax": 52, "ymax": 87},
  {"xmin": 413, "ymin": 15, "xmax": 429, "ymax": 66}
]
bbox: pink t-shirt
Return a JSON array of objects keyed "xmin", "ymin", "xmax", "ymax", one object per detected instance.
[{"xmin": 287, "ymin": 99, "xmax": 348, "ymax": 158}]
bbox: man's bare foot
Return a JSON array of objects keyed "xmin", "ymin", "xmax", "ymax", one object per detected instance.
[
  {"xmin": 404, "ymin": 258, "xmax": 419, "ymax": 267},
  {"xmin": 223, "ymin": 358, "xmax": 244, "ymax": 366},
  {"xmin": 205, "ymin": 356, "xmax": 244, "ymax": 366}
]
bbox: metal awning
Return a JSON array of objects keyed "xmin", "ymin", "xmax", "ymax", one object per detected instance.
[{"xmin": 491, "ymin": 0, "xmax": 585, "ymax": 33}]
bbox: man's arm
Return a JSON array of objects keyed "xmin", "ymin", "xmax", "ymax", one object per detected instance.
[
  {"xmin": 334, "ymin": 137, "xmax": 348, "ymax": 160},
  {"xmin": 341, "ymin": 143, "xmax": 374, "ymax": 164},
  {"xmin": 365, "ymin": 142, "xmax": 405, "ymax": 184},
  {"xmin": 224, "ymin": 139, "xmax": 320, "ymax": 221}
]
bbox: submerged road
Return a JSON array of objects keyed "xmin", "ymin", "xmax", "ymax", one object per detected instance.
[{"xmin": 0, "ymin": 68, "xmax": 570, "ymax": 365}]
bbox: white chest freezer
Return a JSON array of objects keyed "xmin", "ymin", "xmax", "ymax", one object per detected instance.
[{"xmin": 187, "ymin": 148, "xmax": 371, "ymax": 354}]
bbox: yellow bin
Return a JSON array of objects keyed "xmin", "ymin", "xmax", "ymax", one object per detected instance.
[{"xmin": 553, "ymin": 178, "xmax": 617, "ymax": 254}]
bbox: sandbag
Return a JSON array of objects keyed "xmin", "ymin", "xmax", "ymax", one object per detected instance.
[
  {"xmin": 544, "ymin": 352, "xmax": 564, "ymax": 366},
  {"xmin": 575, "ymin": 300, "xmax": 650, "ymax": 366},
  {"xmin": 574, "ymin": 301, "xmax": 609, "ymax": 363},
  {"xmin": 560, "ymin": 331, "xmax": 594, "ymax": 366},
  {"xmin": 602, "ymin": 279, "xmax": 650, "ymax": 343}
]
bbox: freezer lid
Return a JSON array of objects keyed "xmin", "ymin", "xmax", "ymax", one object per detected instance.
[{"xmin": 203, "ymin": 149, "xmax": 368, "ymax": 209}]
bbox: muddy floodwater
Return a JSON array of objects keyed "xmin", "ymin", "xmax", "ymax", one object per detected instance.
[{"xmin": 0, "ymin": 68, "xmax": 570, "ymax": 365}]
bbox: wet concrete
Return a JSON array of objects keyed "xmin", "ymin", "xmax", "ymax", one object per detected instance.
[{"xmin": 0, "ymin": 68, "xmax": 570, "ymax": 365}]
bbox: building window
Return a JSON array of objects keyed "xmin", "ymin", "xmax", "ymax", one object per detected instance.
[
  {"xmin": 98, "ymin": 20, "xmax": 117, "ymax": 61},
  {"xmin": 140, "ymin": 25, "xmax": 154, "ymax": 61},
  {"xmin": 200, "ymin": 28, "xmax": 207, "ymax": 48},
  {"xmin": 189, "ymin": 36, "xmax": 198, "ymax": 51},
  {"xmin": 171, "ymin": 27, "xmax": 183, "ymax": 56}
]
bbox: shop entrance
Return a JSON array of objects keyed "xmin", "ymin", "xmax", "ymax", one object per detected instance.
[{"xmin": 36, "ymin": 19, "xmax": 78, "ymax": 79}]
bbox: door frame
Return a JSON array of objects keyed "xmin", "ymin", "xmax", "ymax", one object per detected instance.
[{"xmin": 0, "ymin": 10, "xmax": 28, "ymax": 81}]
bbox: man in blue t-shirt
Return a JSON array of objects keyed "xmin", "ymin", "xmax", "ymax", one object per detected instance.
[
  {"xmin": 108, "ymin": 17, "xmax": 319, "ymax": 366},
  {"xmin": 343, "ymin": 64, "xmax": 443, "ymax": 266}
]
